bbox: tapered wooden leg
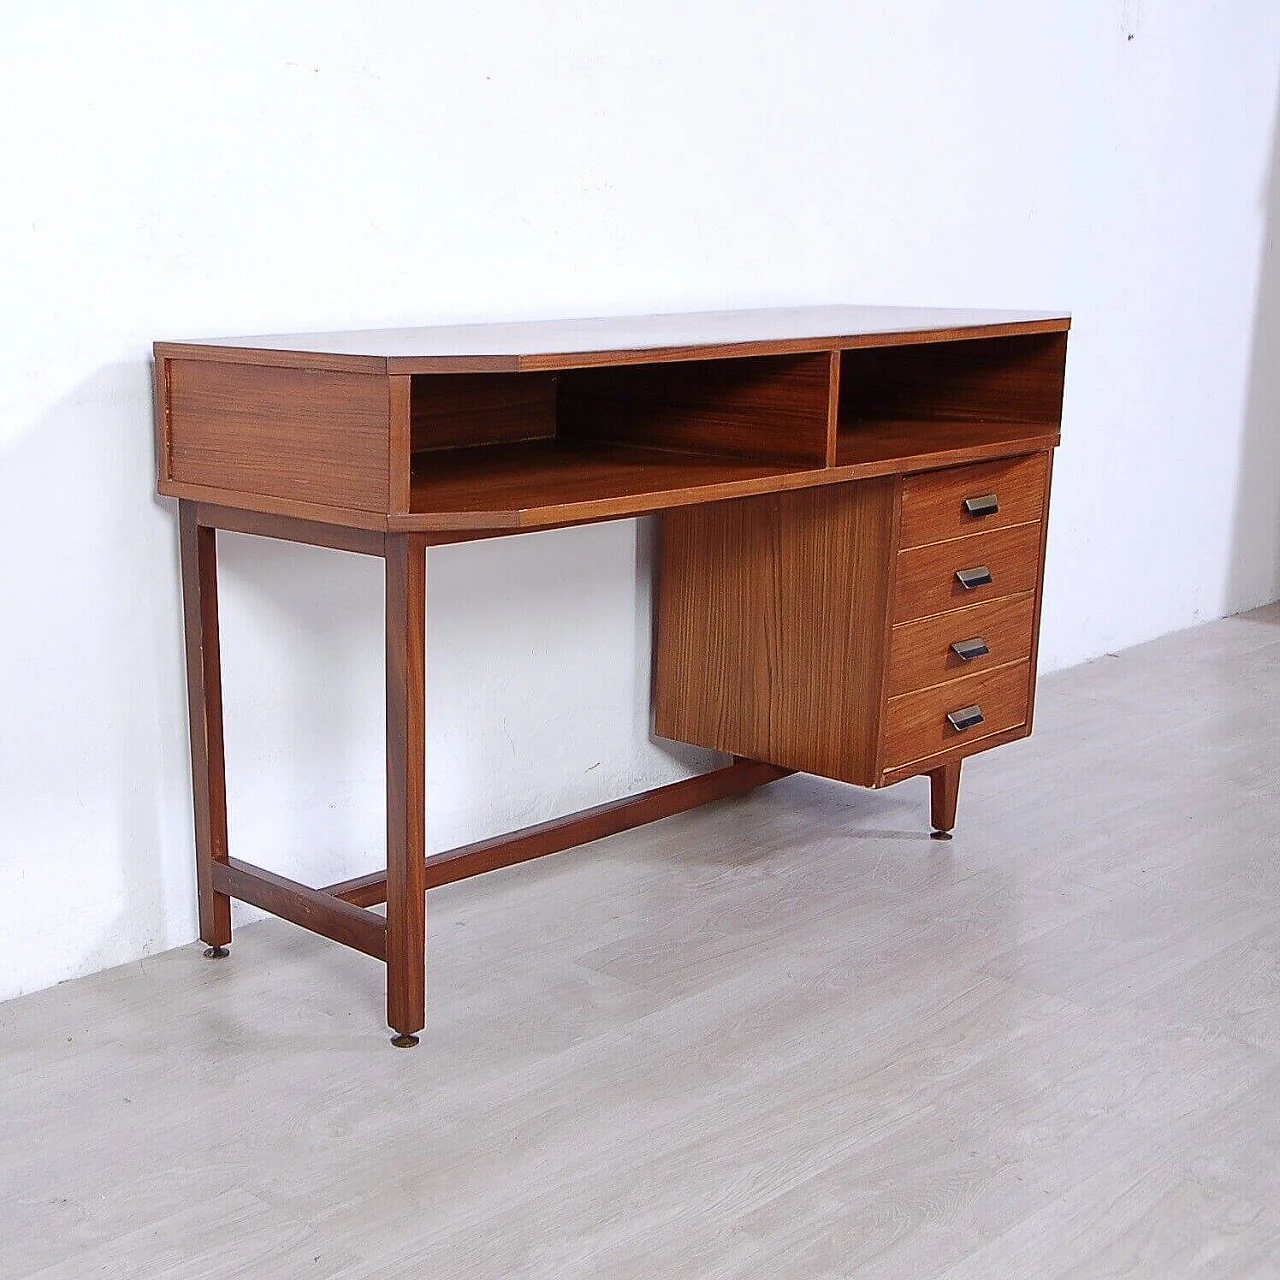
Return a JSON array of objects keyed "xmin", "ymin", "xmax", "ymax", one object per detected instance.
[
  {"xmin": 385, "ymin": 533, "xmax": 427, "ymax": 1046},
  {"xmin": 178, "ymin": 501, "xmax": 232, "ymax": 954},
  {"xmin": 928, "ymin": 761, "xmax": 961, "ymax": 840}
]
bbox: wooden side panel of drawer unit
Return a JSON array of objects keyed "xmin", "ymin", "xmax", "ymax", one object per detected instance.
[
  {"xmin": 899, "ymin": 452, "xmax": 1049, "ymax": 549},
  {"xmin": 882, "ymin": 660, "xmax": 1031, "ymax": 772},
  {"xmin": 654, "ymin": 479, "xmax": 896, "ymax": 787},
  {"xmin": 888, "ymin": 592, "xmax": 1036, "ymax": 697},
  {"xmin": 894, "ymin": 521, "xmax": 1041, "ymax": 622},
  {"xmin": 162, "ymin": 359, "xmax": 393, "ymax": 514}
]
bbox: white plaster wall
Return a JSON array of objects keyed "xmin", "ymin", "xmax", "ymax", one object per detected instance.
[{"xmin": 2, "ymin": 2, "xmax": 1278, "ymax": 1000}]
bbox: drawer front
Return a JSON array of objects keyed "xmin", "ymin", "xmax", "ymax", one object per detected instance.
[
  {"xmin": 895, "ymin": 521, "xmax": 1041, "ymax": 622},
  {"xmin": 899, "ymin": 453, "xmax": 1048, "ymax": 549},
  {"xmin": 883, "ymin": 660, "xmax": 1031, "ymax": 771},
  {"xmin": 888, "ymin": 592, "xmax": 1036, "ymax": 697}
]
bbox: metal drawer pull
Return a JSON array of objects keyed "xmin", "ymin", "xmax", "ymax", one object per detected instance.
[
  {"xmin": 951, "ymin": 637, "xmax": 989, "ymax": 662},
  {"xmin": 955, "ymin": 566, "xmax": 992, "ymax": 590},
  {"xmin": 946, "ymin": 705, "xmax": 984, "ymax": 732},
  {"xmin": 964, "ymin": 493, "xmax": 999, "ymax": 517}
]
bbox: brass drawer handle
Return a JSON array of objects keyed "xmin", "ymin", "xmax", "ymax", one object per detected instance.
[
  {"xmin": 950, "ymin": 637, "xmax": 989, "ymax": 662},
  {"xmin": 955, "ymin": 566, "xmax": 992, "ymax": 590},
  {"xmin": 946, "ymin": 704, "xmax": 984, "ymax": 732},
  {"xmin": 964, "ymin": 493, "xmax": 999, "ymax": 517}
]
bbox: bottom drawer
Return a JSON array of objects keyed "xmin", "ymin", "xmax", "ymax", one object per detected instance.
[{"xmin": 882, "ymin": 660, "xmax": 1031, "ymax": 771}]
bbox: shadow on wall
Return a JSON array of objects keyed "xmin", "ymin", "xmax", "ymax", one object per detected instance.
[
  {"xmin": 1228, "ymin": 78, "xmax": 1280, "ymax": 614},
  {"xmin": 0, "ymin": 362, "xmax": 190, "ymax": 994}
]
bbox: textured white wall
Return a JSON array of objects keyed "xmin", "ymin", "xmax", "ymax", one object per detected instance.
[{"xmin": 2, "ymin": 2, "xmax": 1278, "ymax": 1000}]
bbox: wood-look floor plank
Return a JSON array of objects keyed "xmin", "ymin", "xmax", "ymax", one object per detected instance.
[{"xmin": 1, "ymin": 603, "xmax": 1278, "ymax": 1278}]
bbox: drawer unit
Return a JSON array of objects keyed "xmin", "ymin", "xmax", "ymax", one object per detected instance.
[
  {"xmin": 656, "ymin": 447, "xmax": 1056, "ymax": 793},
  {"xmin": 887, "ymin": 592, "xmax": 1036, "ymax": 697},
  {"xmin": 899, "ymin": 453, "xmax": 1048, "ymax": 549},
  {"xmin": 882, "ymin": 659, "xmax": 1031, "ymax": 772},
  {"xmin": 894, "ymin": 521, "xmax": 1041, "ymax": 622}
]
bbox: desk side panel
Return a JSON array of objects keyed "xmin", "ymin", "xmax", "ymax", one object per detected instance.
[
  {"xmin": 162, "ymin": 360, "xmax": 392, "ymax": 514},
  {"xmin": 653, "ymin": 481, "xmax": 895, "ymax": 785}
]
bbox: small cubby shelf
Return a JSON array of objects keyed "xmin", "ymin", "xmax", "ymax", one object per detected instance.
[
  {"xmin": 407, "ymin": 352, "xmax": 831, "ymax": 530},
  {"xmin": 403, "ymin": 331, "xmax": 1067, "ymax": 531},
  {"xmin": 835, "ymin": 331, "xmax": 1067, "ymax": 468}
]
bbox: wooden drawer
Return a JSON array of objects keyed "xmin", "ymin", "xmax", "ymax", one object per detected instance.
[
  {"xmin": 895, "ymin": 521, "xmax": 1041, "ymax": 622},
  {"xmin": 899, "ymin": 453, "xmax": 1048, "ymax": 549},
  {"xmin": 888, "ymin": 592, "xmax": 1035, "ymax": 696},
  {"xmin": 883, "ymin": 660, "xmax": 1031, "ymax": 771}
]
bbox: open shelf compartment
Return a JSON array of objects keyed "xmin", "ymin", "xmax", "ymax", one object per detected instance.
[
  {"xmin": 835, "ymin": 332, "xmax": 1067, "ymax": 468},
  {"xmin": 407, "ymin": 352, "xmax": 832, "ymax": 529}
]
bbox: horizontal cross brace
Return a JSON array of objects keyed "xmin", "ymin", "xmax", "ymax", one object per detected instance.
[
  {"xmin": 325, "ymin": 759, "xmax": 792, "ymax": 908},
  {"xmin": 213, "ymin": 858, "xmax": 387, "ymax": 960}
]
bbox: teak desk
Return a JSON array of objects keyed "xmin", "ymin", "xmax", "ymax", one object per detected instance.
[{"xmin": 155, "ymin": 305, "xmax": 1070, "ymax": 1045}]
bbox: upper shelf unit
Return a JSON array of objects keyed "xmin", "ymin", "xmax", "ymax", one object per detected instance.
[{"xmin": 154, "ymin": 305, "xmax": 1070, "ymax": 533}]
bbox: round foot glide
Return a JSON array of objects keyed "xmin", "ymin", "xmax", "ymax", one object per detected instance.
[
  {"xmin": 203, "ymin": 945, "xmax": 230, "ymax": 959},
  {"xmin": 391, "ymin": 1033, "xmax": 420, "ymax": 1049},
  {"xmin": 930, "ymin": 830, "xmax": 953, "ymax": 841}
]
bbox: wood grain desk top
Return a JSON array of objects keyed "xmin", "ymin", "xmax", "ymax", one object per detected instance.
[{"xmin": 156, "ymin": 304, "xmax": 1071, "ymax": 374}]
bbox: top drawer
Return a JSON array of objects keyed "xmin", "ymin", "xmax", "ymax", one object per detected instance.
[{"xmin": 899, "ymin": 453, "xmax": 1049, "ymax": 549}]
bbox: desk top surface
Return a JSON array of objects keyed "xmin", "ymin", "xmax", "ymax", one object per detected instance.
[{"xmin": 157, "ymin": 305, "xmax": 1071, "ymax": 373}]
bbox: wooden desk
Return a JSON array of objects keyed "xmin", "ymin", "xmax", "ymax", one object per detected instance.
[{"xmin": 155, "ymin": 305, "xmax": 1070, "ymax": 1045}]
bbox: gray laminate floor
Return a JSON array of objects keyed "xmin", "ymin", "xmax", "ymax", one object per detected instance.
[{"xmin": 3, "ymin": 604, "xmax": 1280, "ymax": 1278}]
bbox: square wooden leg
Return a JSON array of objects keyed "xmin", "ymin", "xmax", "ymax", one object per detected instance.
[
  {"xmin": 178, "ymin": 501, "xmax": 232, "ymax": 953},
  {"xmin": 385, "ymin": 533, "xmax": 427, "ymax": 1045}
]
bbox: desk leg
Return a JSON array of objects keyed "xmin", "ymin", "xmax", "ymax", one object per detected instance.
[
  {"xmin": 929, "ymin": 761, "xmax": 961, "ymax": 840},
  {"xmin": 385, "ymin": 533, "xmax": 427, "ymax": 1046},
  {"xmin": 178, "ymin": 501, "xmax": 232, "ymax": 956}
]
